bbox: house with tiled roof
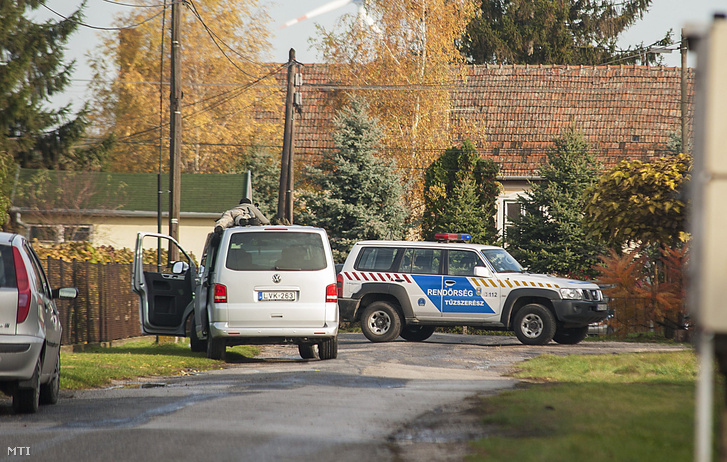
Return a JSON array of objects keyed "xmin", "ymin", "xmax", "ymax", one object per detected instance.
[
  {"xmin": 8, "ymin": 64, "xmax": 692, "ymax": 248},
  {"xmin": 288, "ymin": 63, "xmax": 693, "ymax": 234},
  {"xmin": 9, "ymin": 169, "xmax": 251, "ymax": 254}
]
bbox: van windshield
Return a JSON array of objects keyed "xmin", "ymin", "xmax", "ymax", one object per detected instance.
[{"xmin": 225, "ymin": 232, "xmax": 327, "ymax": 271}]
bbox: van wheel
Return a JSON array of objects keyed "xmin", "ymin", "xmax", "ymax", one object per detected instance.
[
  {"xmin": 298, "ymin": 344, "xmax": 318, "ymax": 359},
  {"xmin": 318, "ymin": 337, "xmax": 338, "ymax": 360},
  {"xmin": 400, "ymin": 325, "xmax": 435, "ymax": 342},
  {"xmin": 207, "ymin": 336, "xmax": 226, "ymax": 361},
  {"xmin": 513, "ymin": 304, "xmax": 556, "ymax": 345},
  {"xmin": 553, "ymin": 326, "xmax": 589, "ymax": 345},
  {"xmin": 13, "ymin": 358, "xmax": 40, "ymax": 414},
  {"xmin": 361, "ymin": 302, "xmax": 402, "ymax": 343},
  {"xmin": 40, "ymin": 350, "xmax": 60, "ymax": 405},
  {"xmin": 188, "ymin": 314, "xmax": 206, "ymax": 353}
]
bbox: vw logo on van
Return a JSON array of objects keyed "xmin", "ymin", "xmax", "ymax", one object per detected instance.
[{"xmin": 272, "ymin": 274, "xmax": 281, "ymax": 283}]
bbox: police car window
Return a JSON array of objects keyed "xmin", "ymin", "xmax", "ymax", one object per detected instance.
[
  {"xmin": 481, "ymin": 248, "xmax": 524, "ymax": 273},
  {"xmin": 356, "ymin": 247, "xmax": 401, "ymax": 272},
  {"xmin": 448, "ymin": 250, "xmax": 481, "ymax": 276},
  {"xmin": 406, "ymin": 249, "xmax": 442, "ymax": 275}
]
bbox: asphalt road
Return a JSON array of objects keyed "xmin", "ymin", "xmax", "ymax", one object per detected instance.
[{"xmin": 0, "ymin": 333, "xmax": 687, "ymax": 462}]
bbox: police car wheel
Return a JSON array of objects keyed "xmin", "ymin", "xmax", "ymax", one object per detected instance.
[
  {"xmin": 400, "ymin": 325, "xmax": 436, "ymax": 342},
  {"xmin": 361, "ymin": 302, "xmax": 402, "ymax": 342},
  {"xmin": 552, "ymin": 326, "xmax": 589, "ymax": 345},
  {"xmin": 513, "ymin": 304, "xmax": 556, "ymax": 345}
]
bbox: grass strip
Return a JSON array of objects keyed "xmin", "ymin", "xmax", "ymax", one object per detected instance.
[
  {"xmin": 60, "ymin": 339, "xmax": 258, "ymax": 390},
  {"xmin": 469, "ymin": 350, "xmax": 720, "ymax": 462}
]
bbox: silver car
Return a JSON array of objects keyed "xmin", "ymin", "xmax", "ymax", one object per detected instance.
[{"xmin": 0, "ymin": 233, "xmax": 77, "ymax": 413}]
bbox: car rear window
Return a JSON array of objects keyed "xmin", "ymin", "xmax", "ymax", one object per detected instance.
[
  {"xmin": 0, "ymin": 245, "xmax": 16, "ymax": 288},
  {"xmin": 226, "ymin": 231, "xmax": 327, "ymax": 271}
]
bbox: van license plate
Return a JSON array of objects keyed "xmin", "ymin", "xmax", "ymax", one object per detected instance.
[{"xmin": 259, "ymin": 291, "xmax": 296, "ymax": 301}]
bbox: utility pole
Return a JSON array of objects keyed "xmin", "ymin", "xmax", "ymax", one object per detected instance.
[
  {"xmin": 168, "ymin": 0, "xmax": 182, "ymax": 260},
  {"xmin": 278, "ymin": 48, "xmax": 298, "ymax": 224},
  {"xmin": 681, "ymin": 29, "xmax": 688, "ymax": 153}
]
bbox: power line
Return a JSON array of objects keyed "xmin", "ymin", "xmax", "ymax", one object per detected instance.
[
  {"xmin": 101, "ymin": 0, "xmax": 169, "ymax": 7},
  {"xmin": 41, "ymin": 2, "xmax": 171, "ymax": 30},
  {"xmin": 601, "ymin": 40, "xmax": 681, "ymax": 66},
  {"xmin": 109, "ymin": 63, "xmax": 287, "ymax": 143},
  {"xmin": 185, "ymin": 0, "xmax": 267, "ymax": 78}
]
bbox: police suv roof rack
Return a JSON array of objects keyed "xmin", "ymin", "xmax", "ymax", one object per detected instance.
[{"xmin": 434, "ymin": 233, "xmax": 472, "ymax": 243}]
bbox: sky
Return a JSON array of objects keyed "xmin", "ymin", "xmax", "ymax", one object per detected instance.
[{"xmin": 38, "ymin": 0, "xmax": 725, "ymax": 111}]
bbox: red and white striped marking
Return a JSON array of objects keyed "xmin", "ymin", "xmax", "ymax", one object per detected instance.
[{"xmin": 341, "ymin": 271, "xmax": 412, "ymax": 284}]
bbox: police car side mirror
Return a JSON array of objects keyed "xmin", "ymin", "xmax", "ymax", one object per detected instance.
[{"xmin": 473, "ymin": 266, "xmax": 491, "ymax": 278}]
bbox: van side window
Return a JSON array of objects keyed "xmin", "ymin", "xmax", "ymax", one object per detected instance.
[{"xmin": 355, "ymin": 247, "xmax": 401, "ymax": 272}]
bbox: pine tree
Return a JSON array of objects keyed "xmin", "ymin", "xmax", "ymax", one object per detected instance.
[
  {"xmin": 422, "ymin": 140, "xmax": 499, "ymax": 244},
  {"xmin": 0, "ymin": 1, "xmax": 92, "ymax": 169},
  {"xmin": 462, "ymin": 0, "xmax": 670, "ymax": 65},
  {"xmin": 506, "ymin": 127, "xmax": 605, "ymax": 278},
  {"xmin": 300, "ymin": 97, "xmax": 409, "ymax": 261},
  {"xmin": 237, "ymin": 145, "xmax": 280, "ymax": 219}
]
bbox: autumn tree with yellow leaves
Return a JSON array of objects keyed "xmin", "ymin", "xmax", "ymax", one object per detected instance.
[
  {"xmin": 314, "ymin": 0, "xmax": 480, "ymax": 212},
  {"xmin": 88, "ymin": 0, "xmax": 283, "ymax": 173},
  {"xmin": 582, "ymin": 152, "xmax": 691, "ymax": 249}
]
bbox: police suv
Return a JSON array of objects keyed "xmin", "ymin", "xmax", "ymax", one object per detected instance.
[{"xmin": 337, "ymin": 234, "xmax": 608, "ymax": 345}]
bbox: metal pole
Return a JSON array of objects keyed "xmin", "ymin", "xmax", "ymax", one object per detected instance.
[
  {"xmin": 695, "ymin": 331, "xmax": 714, "ymax": 462},
  {"xmin": 168, "ymin": 0, "xmax": 182, "ymax": 261}
]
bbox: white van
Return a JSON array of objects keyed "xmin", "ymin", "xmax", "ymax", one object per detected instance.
[{"xmin": 131, "ymin": 226, "xmax": 339, "ymax": 361}]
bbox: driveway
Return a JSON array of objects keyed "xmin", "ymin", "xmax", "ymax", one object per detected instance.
[{"xmin": 0, "ymin": 333, "xmax": 688, "ymax": 462}]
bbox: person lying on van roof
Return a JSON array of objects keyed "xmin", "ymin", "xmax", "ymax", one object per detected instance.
[{"xmin": 214, "ymin": 198, "xmax": 270, "ymax": 235}]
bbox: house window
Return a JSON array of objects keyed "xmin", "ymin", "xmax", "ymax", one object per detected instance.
[
  {"xmin": 64, "ymin": 226, "xmax": 91, "ymax": 242},
  {"xmin": 29, "ymin": 225, "xmax": 92, "ymax": 243},
  {"xmin": 502, "ymin": 200, "xmax": 523, "ymax": 244},
  {"xmin": 29, "ymin": 226, "xmax": 59, "ymax": 243}
]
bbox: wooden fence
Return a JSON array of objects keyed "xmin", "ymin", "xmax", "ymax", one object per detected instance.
[{"xmin": 41, "ymin": 258, "xmax": 142, "ymax": 345}]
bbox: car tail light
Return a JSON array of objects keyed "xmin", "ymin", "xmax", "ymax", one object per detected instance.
[
  {"xmin": 326, "ymin": 283, "xmax": 337, "ymax": 303},
  {"xmin": 12, "ymin": 247, "xmax": 31, "ymax": 323},
  {"xmin": 214, "ymin": 284, "xmax": 227, "ymax": 303},
  {"xmin": 336, "ymin": 273, "xmax": 343, "ymax": 298}
]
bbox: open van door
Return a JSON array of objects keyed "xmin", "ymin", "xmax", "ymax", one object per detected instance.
[{"xmin": 131, "ymin": 232, "xmax": 196, "ymax": 336}]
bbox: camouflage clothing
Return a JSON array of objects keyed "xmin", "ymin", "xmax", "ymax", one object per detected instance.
[{"xmin": 214, "ymin": 201, "xmax": 270, "ymax": 234}]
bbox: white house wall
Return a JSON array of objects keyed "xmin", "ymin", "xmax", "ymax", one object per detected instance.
[{"xmin": 91, "ymin": 216, "xmax": 215, "ymax": 257}]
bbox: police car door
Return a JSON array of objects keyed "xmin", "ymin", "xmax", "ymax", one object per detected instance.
[
  {"xmin": 131, "ymin": 232, "xmax": 196, "ymax": 336},
  {"xmin": 401, "ymin": 248, "xmax": 444, "ymax": 320},
  {"xmin": 441, "ymin": 249, "xmax": 499, "ymax": 320}
]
